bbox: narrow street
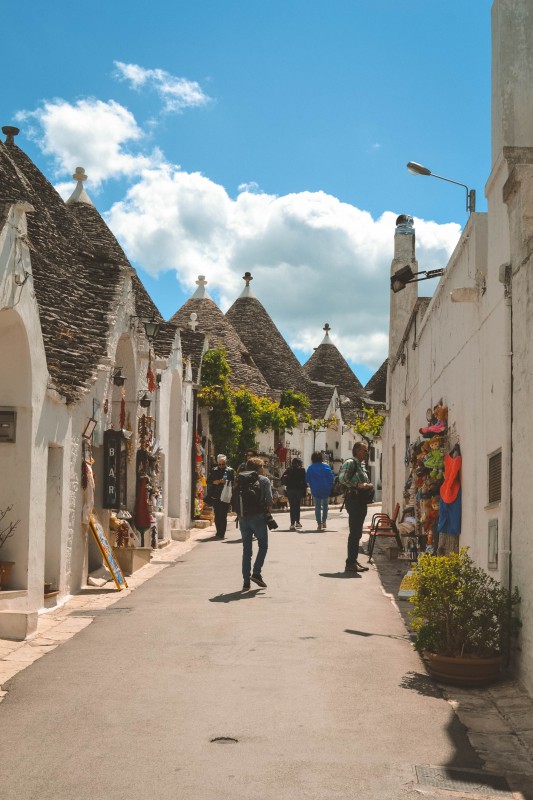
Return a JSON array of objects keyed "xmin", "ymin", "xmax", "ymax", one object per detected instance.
[{"xmin": 0, "ymin": 508, "xmax": 507, "ymax": 800}]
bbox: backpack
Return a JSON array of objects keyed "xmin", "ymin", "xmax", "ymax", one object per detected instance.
[{"xmin": 233, "ymin": 471, "xmax": 264, "ymax": 517}]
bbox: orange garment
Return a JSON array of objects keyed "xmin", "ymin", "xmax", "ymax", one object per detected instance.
[{"xmin": 440, "ymin": 454, "xmax": 462, "ymax": 504}]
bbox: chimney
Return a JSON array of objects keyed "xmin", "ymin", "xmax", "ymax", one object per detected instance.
[{"xmin": 388, "ymin": 215, "xmax": 418, "ymax": 362}]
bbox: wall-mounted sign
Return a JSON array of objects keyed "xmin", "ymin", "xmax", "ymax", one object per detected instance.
[{"xmin": 103, "ymin": 429, "xmax": 128, "ymax": 509}]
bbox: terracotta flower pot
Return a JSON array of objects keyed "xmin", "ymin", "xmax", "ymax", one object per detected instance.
[
  {"xmin": 424, "ymin": 651, "xmax": 503, "ymax": 686},
  {"xmin": 0, "ymin": 560, "xmax": 15, "ymax": 590}
]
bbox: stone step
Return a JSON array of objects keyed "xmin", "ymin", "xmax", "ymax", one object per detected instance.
[{"xmin": 171, "ymin": 528, "xmax": 192, "ymax": 541}]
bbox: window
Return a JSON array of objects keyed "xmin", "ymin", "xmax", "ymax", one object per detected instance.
[
  {"xmin": 369, "ymin": 446, "xmax": 376, "ymax": 461},
  {"xmin": 488, "ymin": 450, "xmax": 502, "ymax": 504}
]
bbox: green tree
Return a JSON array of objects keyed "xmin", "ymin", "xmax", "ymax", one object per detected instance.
[
  {"xmin": 197, "ymin": 348, "xmax": 242, "ymax": 461},
  {"xmin": 349, "ymin": 406, "xmax": 385, "ymax": 446}
]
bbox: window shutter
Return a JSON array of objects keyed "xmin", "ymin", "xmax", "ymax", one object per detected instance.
[{"xmin": 488, "ymin": 451, "xmax": 502, "ymax": 504}]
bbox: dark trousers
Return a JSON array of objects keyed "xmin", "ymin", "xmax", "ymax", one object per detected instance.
[
  {"xmin": 213, "ymin": 498, "xmax": 229, "ymax": 538},
  {"xmin": 286, "ymin": 489, "xmax": 302, "ymax": 524},
  {"xmin": 345, "ymin": 493, "xmax": 367, "ymax": 565}
]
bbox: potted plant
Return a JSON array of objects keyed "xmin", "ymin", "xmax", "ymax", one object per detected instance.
[
  {"xmin": 409, "ymin": 548, "xmax": 520, "ymax": 686},
  {"xmin": 0, "ymin": 505, "xmax": 18, "ymax": 590}
]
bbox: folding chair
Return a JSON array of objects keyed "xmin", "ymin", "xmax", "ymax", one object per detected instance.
[{"xmin": 366, "ymin": 502, "xmax": 403, "ymax": 562}]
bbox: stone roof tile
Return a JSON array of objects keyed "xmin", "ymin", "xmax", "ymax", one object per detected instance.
[
  {"xmin": 170, "ymin": 295, "xmax": 272, "ymax": 397},
  {"xmin": 0, "ymin": 141, "xmax": 125, "ymax": 405}
]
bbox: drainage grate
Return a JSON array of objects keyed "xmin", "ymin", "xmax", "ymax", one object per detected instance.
[
  {"xmin": 210, "ymin": 737, "xmax": 238, "ymax": 744},
  {"xmin": 415, "ymin": 766, "xmax": 512, "ymax": 797}
]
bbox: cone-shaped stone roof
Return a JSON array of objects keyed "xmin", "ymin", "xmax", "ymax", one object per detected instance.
[
  {"xmin": 67, "ymin": 199, "xmax": 179, "ymax": 361},
  {"xmin": 225, "ymin": 290, "xmax": 310, "ymax": 394},
  {"xmin": 303, "ymin": 324, "xmax": 366, "ymax": 410},
  {"xmin": 0, "ymin": 138, "xmax": 125, "ymax": 404},
  {"xmin": 365, "ymin": 358, "xmax": 388, "ymax": 404},
  {"xmin": 170, "ymin": 286, "xmax": 271, "ymax": 397}
]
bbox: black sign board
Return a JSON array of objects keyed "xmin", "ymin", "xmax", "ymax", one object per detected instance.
[{"xmin": 103, "ymin": 429, "xmax": 128, "ymax": 509}]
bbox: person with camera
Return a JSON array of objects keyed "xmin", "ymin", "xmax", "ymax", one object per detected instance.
[
  {"xmin": 234, "ymin": 456, "xmax": 275, "ymax": 590},
  {"xmin": 207, "ymin": 454, "xmax": 235, "ymax": 539},
  {"xmin": 338, "ymin": 441, "xmax": 374, "ymax": 573}
]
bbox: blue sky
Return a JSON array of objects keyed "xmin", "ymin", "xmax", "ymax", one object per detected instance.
[{"xmin": 3, "ymin": 1, "xmax": 492, "ymax": 384}]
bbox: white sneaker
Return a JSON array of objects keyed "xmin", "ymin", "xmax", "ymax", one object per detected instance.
[
  {"xmin": 295, "ymin": 521, "xmax": 302, "ymax": 529},
  {"xmin": 289, "ymin": 525, "xmax": 296, "ymax": 531},
  {"xmin": 322, "ymin": 522, "xmax": 327, "ymax": 530}
]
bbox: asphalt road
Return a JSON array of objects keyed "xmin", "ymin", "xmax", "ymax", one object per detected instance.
[{"xmin": 0, "ymin": 506, "xmax": 479, "ymax": 800}]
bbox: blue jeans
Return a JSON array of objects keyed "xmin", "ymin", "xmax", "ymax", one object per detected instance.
[
  {"xmin": 313, "ymin": 496, "xmax": 329, "ymax": 524},
  {"xmin": 240, "ymin": 513, "xmax": 269, "ymax": 579}
]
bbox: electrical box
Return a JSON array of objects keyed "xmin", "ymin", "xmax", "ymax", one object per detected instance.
[{"xmin": 0, "ymin": 409, "xmax": 16, "ymax": 443}]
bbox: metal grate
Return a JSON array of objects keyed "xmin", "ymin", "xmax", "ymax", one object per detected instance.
[
  {"xmin": 415, "ymin": 766, "xmax": 512, "ymax": 796},
  {"xmin": 488, "ymin": 450, "xmax": 502, "ymax": 504}
]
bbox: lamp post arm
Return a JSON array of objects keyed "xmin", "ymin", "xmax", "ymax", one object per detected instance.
[{"xmin": 428, "ymin": 172, "xmax": 475, "ymax": 213}]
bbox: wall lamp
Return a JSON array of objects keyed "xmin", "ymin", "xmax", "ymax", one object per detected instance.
[
  {"xmin": 130, "ymin": 314, "xmax": 161, "ymax": 343},
  {"xmin": 112, "ymin": 368, "xmax": 126, "ymax": 386},
  {"xmin": 142, "ymin": 315, "xmax": 160, "ymax": 343},
  {"xmin": 391, "ymin": 264, "xmax": 446, "ymax": 293},
  {"xmin": 139, "ymin": 393, "xmax": 151, "ymax": 409},
  {"xmin": 407, "ymin": 161, "xmax": 476, "ymax": 214}
]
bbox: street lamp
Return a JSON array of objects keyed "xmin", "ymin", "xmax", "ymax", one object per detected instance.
[
  {"xmin": 407, "ymin": 161, "xmax": 476, "ymax": 214},
  {"xmin": 391, "ymin": 264, "xmax": 446, "ymax": 293}
]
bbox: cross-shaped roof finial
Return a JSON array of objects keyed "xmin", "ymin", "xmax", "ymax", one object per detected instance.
[
  {"xmin": 323, "ymin": 323, "xmax": 331, "ymax": 334},
  {"xmin": 196, "ymin": 275, "xmax": 208, "ymax": 288},
  {"xmin": 243, "ymin": 272, "xmax": 253, "ymax": 287}
]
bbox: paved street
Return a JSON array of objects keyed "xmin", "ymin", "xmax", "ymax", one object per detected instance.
[{"xmin": 0, "ymin": 506, "xmax": 526, "ymax": 800}]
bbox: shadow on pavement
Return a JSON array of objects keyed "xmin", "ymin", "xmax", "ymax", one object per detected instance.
[
  {"xmin": 197, "ymin": 536, "xmax": 221, "ymax": 543},
  {"xmin": 399, "ymin": 670, "xmax": 444, "ymax": 699},
  {"xmin": 209, "ymin": 589, "xmax": 262, "ymax": 603},
  {"xmin": 344, "ymin": 628, "xmax": 411, "ymax": 642},
  {"xmin": 319, "ymin": 571, "xmax": 361, "ymax": 579},
  {"xmin": 222, "ymin": 539, "xmax": 242, "ymax": 544}
]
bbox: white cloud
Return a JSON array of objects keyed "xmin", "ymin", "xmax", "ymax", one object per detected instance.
[
  {"xmin": 19, "ymin": 92, "xmax": 460, "ymax": 373},
  {"xmin": 106, "ymin": 170, "xmax": 461, "ymax": 371},
  {"xmin": 16, "ymin": 98, "xmax": 161, "ymax": 187},
  {"xmin": 113, "ymin": 61, "xmax": 211, "ymax": 113}
]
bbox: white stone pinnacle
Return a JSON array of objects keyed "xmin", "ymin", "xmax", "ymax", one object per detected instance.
[{"xmin": 66, "ymin": 166, "xmax": 93, "ymax": 206}]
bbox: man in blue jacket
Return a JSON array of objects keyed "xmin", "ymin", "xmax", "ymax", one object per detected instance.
[{"xmin": 306, "ymin": 452, "xmax": 335, "ymax": 531}]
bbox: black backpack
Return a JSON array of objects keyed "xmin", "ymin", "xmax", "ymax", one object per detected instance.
[{"xmin": 234, "ymin": 471, "xmax": 264, "ymax": 517}]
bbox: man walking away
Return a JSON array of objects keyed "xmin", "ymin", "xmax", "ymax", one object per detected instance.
[
  {"xmin": 338, "ymin": 442, "xmax": 373, "ymax": 572},
  {"xmin": 234, "ymin": 456, "xmax": 273, "ymax": 590},
  {"xmin": 207, "ymin": 454, "xmax": 235, "ymax": 539},
  {"xmin": 280, "ymin": 458, "xmax": 307, "ymax": 530},
  {"xmin": 306, "ymin": 452, "xmax": 335, "ymax": 531}
]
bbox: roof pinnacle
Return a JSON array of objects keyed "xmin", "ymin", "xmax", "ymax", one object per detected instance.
[
  {"xmin": 191, "ymin": 274, "xmax": 208, "ymax": 299},
  {"xmin": 321, "ymin": 322, "xmax": 333, "ymax": 344},
  {"xmin": 66, "ymin": 166, "xmax": 93, "ymax": 206},
  {"xmin": 2, "ymin": 126, "xmax": 19, "ymax": 145},
  {"xmin": 239, "ymin": 270, "xmax": 255, "ymax": 298}
]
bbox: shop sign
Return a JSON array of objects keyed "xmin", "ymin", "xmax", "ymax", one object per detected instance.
[{"xmin": 103, "ymin": 429, "xmax": 128, "ymax": 509}]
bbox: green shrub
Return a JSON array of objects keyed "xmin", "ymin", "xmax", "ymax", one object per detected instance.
[{"xmin": 409, "ymin": 548, "xmax": 520, "ymax": 658}]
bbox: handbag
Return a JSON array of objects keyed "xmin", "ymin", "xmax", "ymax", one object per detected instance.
[{"xmin": 220, "ymin": 480, "xmax": 233, "ymax": 504}]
